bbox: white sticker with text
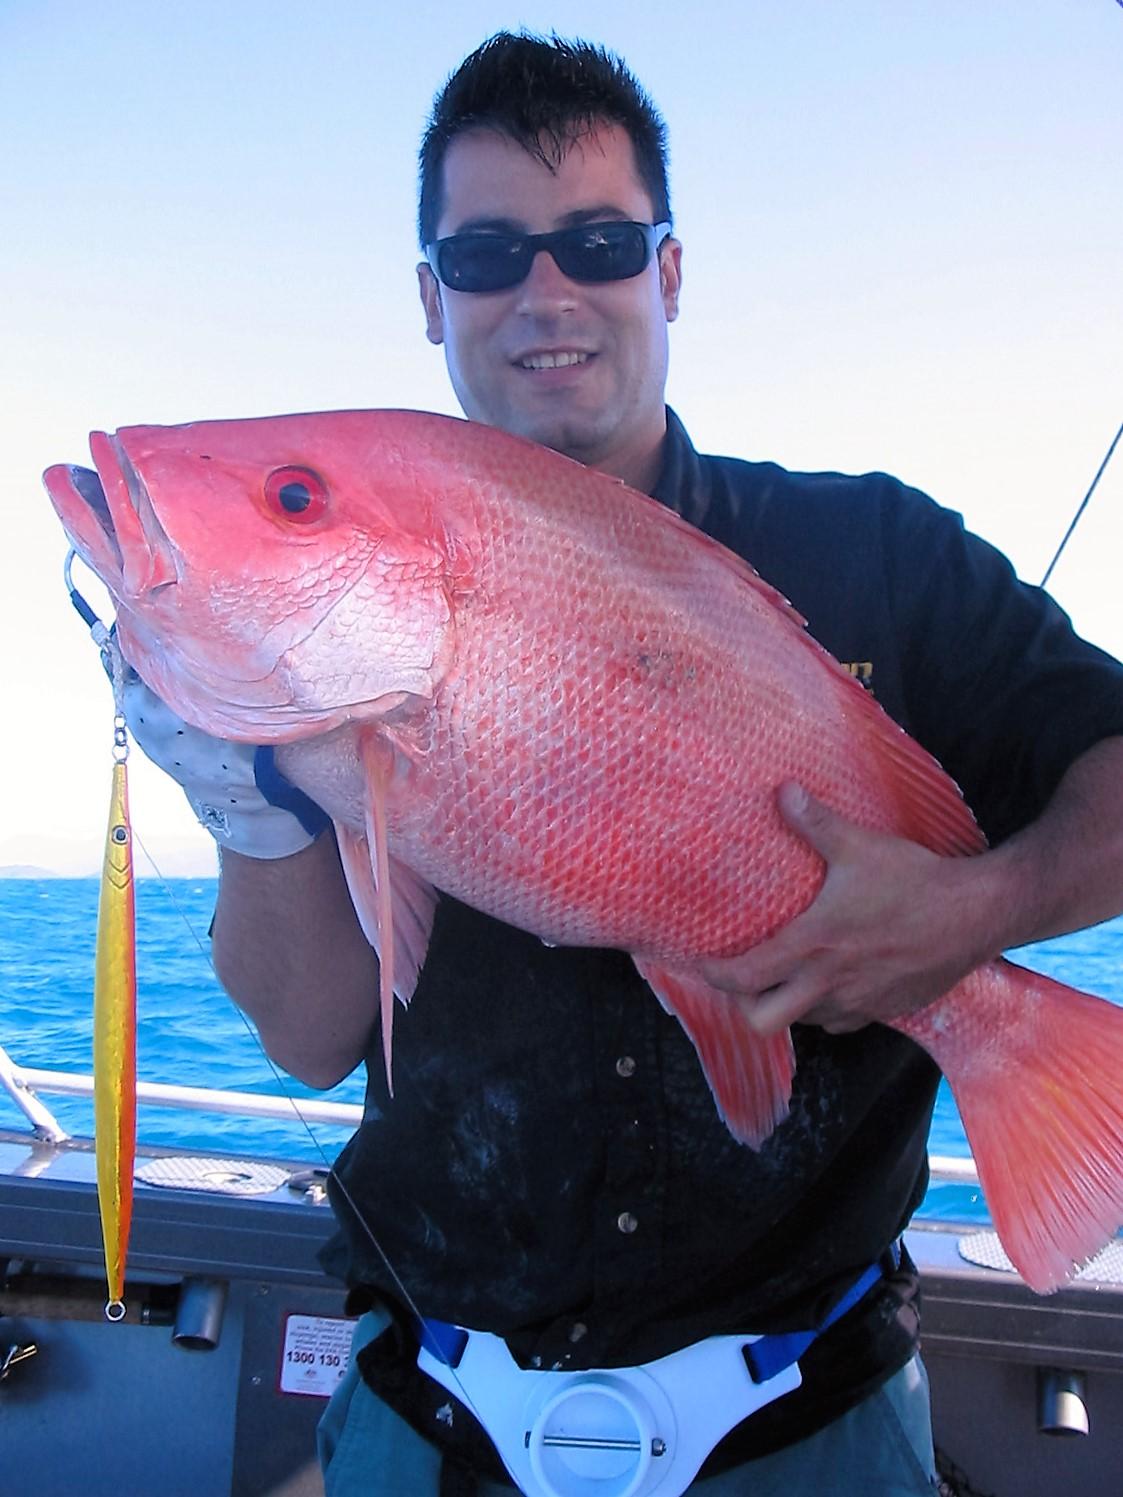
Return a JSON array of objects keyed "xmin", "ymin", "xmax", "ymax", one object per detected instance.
[{"xmin": 279, "ymin": 1314, "xmax": 354, "ymax": 1397}]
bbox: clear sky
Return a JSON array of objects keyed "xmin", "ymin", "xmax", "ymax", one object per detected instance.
[{"xmin": 3, "ymin": 0, "xmax": 1121, "ymax": 875}]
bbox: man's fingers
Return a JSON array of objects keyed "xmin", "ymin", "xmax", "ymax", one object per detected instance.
[
  {"xmin": 776, "ymin": 780, "xmax": 851, "ymax": 860},
  {"xmin": 699, "ymin": 923, "xmax": 804, "ymax": 996},
  {"xmin": 736, "ymin": 973, "xmax": 822, "ymax": 1034},
  {"xmin": 737, "ymin": 978, "xmax": 876, "ymax": 1036}
]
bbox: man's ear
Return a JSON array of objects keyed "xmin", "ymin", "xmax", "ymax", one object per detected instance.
[
  {"xmin": 418, "ymin": 263, "xmax": 445, "ymax": 345},
  {"xmin": 659, "ymin": 238, "xmax": 682, "ymax": 324}
]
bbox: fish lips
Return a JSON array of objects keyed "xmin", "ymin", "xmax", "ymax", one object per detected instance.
[{"xmin": 44, "ymin": 434, "xmax": 179, "ymax": 601}]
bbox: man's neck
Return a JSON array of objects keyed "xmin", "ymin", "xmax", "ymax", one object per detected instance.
[{"xmin": 578, "ymin": 415, "xmax": 668, "ymax": 496}]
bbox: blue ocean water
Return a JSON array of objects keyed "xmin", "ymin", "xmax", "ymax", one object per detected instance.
[
  {"xmin": 0, "ymin": 878, "xmax": 366, "ymax": 1164},
  {"xmin": 1, "ymin": 878, "xmax": 1121, "ymax": 1225}
]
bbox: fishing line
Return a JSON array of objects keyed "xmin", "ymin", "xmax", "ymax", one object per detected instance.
[
  {"xmin": 1040, "ymin": 417, "xmax": 1123, "ymax": 589},
  {"xmin": 64, "ymin": 554, "xmax": 470, "ymax": 1395},
  {"xmin": 133, "ymin": 824, "xmax": 474, "ymax": 1392}
]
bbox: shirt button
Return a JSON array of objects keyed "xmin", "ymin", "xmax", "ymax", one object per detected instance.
[
  {"xmin": 615, "ymin": 1055, "xmax": 637, "ymax": 1078},
  {"xmin": 568, "ymin": 1322, "xmax": 588, "ymax": 1343},
  {"xmin": 616, "ymin": 1211, "xmax": 639, "ymax": 1235}
]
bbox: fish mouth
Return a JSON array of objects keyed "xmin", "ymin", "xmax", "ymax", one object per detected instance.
[
  {"xmin": 44, "ymin": 437, "xmax": 286, "ymax": 733},
  {"xmin": 68, "ymin": 464, "xmax": 122, "ymax": 569},
  {"xmin": 43, "ymin": 434, "xmax": 178, "ymax": 601}
]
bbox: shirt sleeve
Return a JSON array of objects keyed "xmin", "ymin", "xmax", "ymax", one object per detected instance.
[{"xmin": 880, "ymin": 484, "xmax": 1123, "ymax": 844}]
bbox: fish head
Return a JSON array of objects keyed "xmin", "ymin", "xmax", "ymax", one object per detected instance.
[{"xmin": 44, "ymin": 410, "xmax": 471, "ymax": 742}]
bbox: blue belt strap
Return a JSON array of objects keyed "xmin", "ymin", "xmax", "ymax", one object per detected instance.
[
  {"xmin": 419, "ymin": 1317, "xmax": 470, "ymax": 1368},
  {"xmin": 743, "ymin": 1241, "xmax": 902, "ymax": 1385},
  {"xmin": 421, "ymin": 1240, "xmax": 902, "ymax": 1382}
]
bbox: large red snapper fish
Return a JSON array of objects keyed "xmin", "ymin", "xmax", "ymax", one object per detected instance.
[{"xmin": 44, "ymin": 408, "xmax": 1123, "ymax": 1293}]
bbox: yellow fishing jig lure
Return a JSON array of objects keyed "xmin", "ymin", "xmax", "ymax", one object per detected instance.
[
  {"xmin": 94, "ymin": 740, "xmax": 137, "ymax": 1320},
  {"xmin": 66, "ymin": 550, "xmax": 138, "ymax": 1322}
]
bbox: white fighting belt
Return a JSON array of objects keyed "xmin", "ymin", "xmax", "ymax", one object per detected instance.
[{"xmin": 417, "ymin": 1324, "xmax": 802, "ymax": 1497}]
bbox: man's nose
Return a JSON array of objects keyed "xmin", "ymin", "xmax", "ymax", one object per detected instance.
[{"xmin": 515, "ymin": 248, "xmax": 580, "ymax": 314}]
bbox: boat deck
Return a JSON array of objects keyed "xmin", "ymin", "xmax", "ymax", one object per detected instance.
[{"xmin": 2, "ymin": 1127, "xmax": 1121, "ymax": 1496}]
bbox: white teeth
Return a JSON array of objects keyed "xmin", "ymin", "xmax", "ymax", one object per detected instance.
[{"xmin": 521, "ymin": 352, "xmax": 589, "ymax": 370}]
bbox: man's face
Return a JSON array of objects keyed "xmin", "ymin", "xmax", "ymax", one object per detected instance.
[{"xmin": 418, "ymin": 123, "xmax": 682, "ymax": 490}]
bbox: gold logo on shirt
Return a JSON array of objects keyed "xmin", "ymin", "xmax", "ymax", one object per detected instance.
[{"xmin": 841, "ymin": 661, "xmax": 874, "ymax": 690}]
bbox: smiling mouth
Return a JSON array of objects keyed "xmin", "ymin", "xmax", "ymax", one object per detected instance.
[{"xmin": 518, "ymin": 351, "xmax": 591, "ymax": 370}]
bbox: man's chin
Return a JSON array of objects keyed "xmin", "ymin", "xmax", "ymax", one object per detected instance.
[{"xmin": 508, "ymin": 409, "xmax": 614, "ymax": 464}]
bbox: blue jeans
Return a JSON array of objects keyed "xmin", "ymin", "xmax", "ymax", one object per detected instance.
[{"xmin": 319, "ymin": 1311, "xmax": 936, "ymax": 1495}]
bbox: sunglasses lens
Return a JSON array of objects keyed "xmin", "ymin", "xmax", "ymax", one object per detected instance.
[
  {"xmin": 555, "ymin": 223, "xmax": 651, "ymax": 282},
  {"xmin": 435, "ymin": 237, "xmax": 528, "ymax": 292}
]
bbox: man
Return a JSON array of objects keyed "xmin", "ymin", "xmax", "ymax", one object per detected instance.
[{"xmin": 132, "ymin": 32, "xmax": 1123, "ymax": 1496}]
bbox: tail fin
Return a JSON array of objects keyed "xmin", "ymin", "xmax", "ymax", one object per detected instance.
[{"xmin": 901, "ymin": 960, "xmax": 1123, "ymax": 1292}]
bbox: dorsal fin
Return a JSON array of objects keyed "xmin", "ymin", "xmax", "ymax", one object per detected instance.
[{"xmin": 840, "ymin": 681, "xmax": 986, "ymax": 855}]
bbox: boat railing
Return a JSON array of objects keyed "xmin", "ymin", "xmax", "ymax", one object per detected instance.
[
  {"xmin": 0, "ymin": 1041, "xmax": 980, "ymax": 1184},
  {"xmin": 0, "ymin": 1040, "xmax": 362, "ymax": 1147}
]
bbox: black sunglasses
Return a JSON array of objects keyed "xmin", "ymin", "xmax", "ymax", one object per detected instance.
[{"xmin": 425, "ymin": 220, "xmax": 673, "ymax": 293}]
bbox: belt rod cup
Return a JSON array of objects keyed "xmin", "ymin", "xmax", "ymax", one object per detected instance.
[
  {"xmin": 415, "ymin": 1252, "xmax": 892, "ymax": 1496},
  {"xmin": 526, "ymin": 1374, "xmax": 665, "ymax": 1497},
  {"xmin": 417, "ymin": 1325, "xmax": 802, "ymax": 1497}
]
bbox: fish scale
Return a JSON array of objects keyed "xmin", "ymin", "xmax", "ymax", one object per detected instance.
[{"xmin": 407, "ymin": 483, "xmax": 834, "ymax": 956}]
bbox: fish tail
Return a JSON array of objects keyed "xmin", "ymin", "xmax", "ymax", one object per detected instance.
[{"xmin": 903, "ymin": 959, "xmax": 1123, "ymax": 1291}]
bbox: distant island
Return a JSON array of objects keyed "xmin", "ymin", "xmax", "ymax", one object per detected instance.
[{"xmin": 0, "ymin": 838, "xmax": 218, "ymax": 880}]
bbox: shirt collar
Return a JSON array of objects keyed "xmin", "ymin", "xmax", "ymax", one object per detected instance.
[{"xmin": 651, "ymin": 407, "xmax": 712, "ymax": 528}]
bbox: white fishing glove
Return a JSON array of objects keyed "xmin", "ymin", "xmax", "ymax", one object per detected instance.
[{"xmin": 120, "ymin": 670, "xmax": 331, "ymax": 859}]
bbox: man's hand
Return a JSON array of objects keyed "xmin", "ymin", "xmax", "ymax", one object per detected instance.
[
  {"xmin": 122, "ymin": 673, "xmax": 330, "ymax": 858},
  {"xmin": 699, "ymin": 781, "xmax": 1001, "ymax": 1036}
]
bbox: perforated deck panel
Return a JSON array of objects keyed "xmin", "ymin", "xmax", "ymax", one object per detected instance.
[{"xmin": 957, "ymin": 1232, "xmax": 1123, "ymax": 1285}]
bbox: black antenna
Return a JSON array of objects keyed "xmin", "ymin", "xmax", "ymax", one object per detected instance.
[{"xmin": 1040, "ymin": 419, "xmax": 1123, "ymax": 589}]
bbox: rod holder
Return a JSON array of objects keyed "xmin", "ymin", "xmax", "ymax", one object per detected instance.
[
  {"xmin": 172, "ymin": 1278, "xmax": 228, "ymax": 1351},
  {"xmin": 1036, "ymin": 1366, "xmax": 1089, "ymax": 1437}
]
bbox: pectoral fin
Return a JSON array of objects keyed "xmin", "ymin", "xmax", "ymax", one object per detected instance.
[{"xmin": 334, "ymin": 731, "xmax": 438, "ymax": 1094}]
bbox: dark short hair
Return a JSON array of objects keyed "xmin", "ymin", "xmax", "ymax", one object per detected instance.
[{"xmin": 418, "ymin": 31, "xmax": 671, "ymax": 247}]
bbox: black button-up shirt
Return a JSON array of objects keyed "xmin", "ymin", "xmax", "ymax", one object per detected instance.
[{"xmin": 322, "ymin": 410, "xmax": 1123, "ymax": 1443}]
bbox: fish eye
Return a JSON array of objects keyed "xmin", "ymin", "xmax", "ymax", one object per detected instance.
[{"xmin": 263, "ymin": 466, "xmax": 328, "ymax": 524}]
